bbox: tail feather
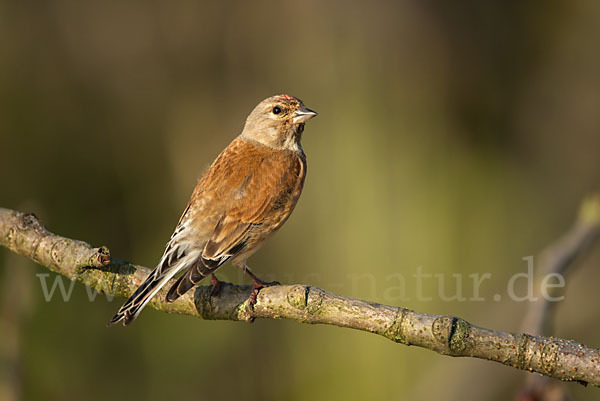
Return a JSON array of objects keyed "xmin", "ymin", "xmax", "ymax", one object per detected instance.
[
  {"xmin": 107, "ymin": 245, "xmax": 200, "ymax": 326},
  {"xmin": 165, "ymin": 260, "xmax": 215, "ymax": 302},
  {"xmin": 107, "ymin": 267, "xmax": 177, "ymax": 326}
]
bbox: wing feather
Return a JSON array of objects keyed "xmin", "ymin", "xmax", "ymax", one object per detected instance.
[
  {"xmin": 198, "ymin": 141, "xmax": 304, "ymax": 268},
  {"xmin": 109, "ymin": 138, "xmax": 308, "ymax": 320}
]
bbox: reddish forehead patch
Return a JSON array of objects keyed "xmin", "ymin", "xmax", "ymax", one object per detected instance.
[{"xmin": 277, "ymin": 94, "xmax": 298, "ymax": 101}]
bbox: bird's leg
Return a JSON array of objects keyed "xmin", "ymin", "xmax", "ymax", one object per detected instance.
[
  {"xmin": 237, "ymin": 263, "xmax": 279, "ymax": 306},
  {"xmin": 208, "ymin": 274, "xmax": 229, "ymax": 304}
]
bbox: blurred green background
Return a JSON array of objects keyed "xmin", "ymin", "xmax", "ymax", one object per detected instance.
[{"xmin": 1, "ymin": 1, "xmax": 600, "ymax": 400}]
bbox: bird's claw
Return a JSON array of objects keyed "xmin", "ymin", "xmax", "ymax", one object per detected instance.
[
  {"xmin": 208, "ymin": 274, "xmax": 230, "ymax": 306},
  {"xmin": 248, "ymin": 279, "xmax": 280, "ymax": 307}
]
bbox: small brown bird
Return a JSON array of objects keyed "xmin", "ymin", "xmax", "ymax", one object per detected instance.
[{"xmin": 108, "ymin": 94, "xmax": 317, "ymax": 326}]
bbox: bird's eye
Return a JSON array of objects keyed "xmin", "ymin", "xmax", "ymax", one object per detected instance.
[{"xmin": 272, "ymin": 106, "xmax": 282, "ymax": 115}]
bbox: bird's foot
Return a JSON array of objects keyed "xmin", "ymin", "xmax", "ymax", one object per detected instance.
[
  {"xmin": 248, "ymin": 277, "xmax": 280, "ymax": 307},
  {"xmin": 209, "ymin": 274, "xmax": 230, "ymax": 305}
]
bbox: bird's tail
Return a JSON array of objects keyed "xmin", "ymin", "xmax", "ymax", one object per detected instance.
[
  {"xmin": 106, "ymin": 268, "xmax": 171, "ymax": 326},
  {"xmin": 107, "ymin": 246, "xmax": 200, "ymax": 326},
  {"xmin": 165, "ymin": 259, "xmax": 216, "ymax": 302}
]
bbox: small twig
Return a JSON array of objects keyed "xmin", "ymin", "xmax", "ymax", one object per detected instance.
[
  {"xmin": 522, "ymin": 193, "xmax": 600, "ymax": 336},
  {"xmin": 1, "ymin": 206, "xmax": 600, "ymax": 387},
  {"xmin": 518, "ymin": 193, "xmax": 600, "ymax": 400}
]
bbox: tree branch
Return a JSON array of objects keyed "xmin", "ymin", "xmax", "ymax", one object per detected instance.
[
  {"xmin": 522, "ymin": 194, "xmax": 600, "ymax": 336},
  {"xmin": 1, "ymin": 204, "xmax": 600, "ymax": 387},
  {"xmin": 517, "ymin": 193, "xmax": 600, "ymax": 400}
]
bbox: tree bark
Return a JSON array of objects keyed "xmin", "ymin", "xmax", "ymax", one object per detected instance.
[{"xmin": 1, "ymin": 202, "xmax": 599, "ymax": 388}]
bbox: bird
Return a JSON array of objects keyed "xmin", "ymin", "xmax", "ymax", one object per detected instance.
[{"xmin": 108, "ymin": 94, "xmax": 317, "ymax": 326}]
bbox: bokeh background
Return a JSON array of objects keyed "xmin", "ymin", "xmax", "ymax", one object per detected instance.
[{"xmin": 1, "ymin": 1, "xmax": 600, "ymax": 400}]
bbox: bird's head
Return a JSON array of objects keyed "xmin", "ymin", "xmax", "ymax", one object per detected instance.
[{"xmin": 240, "ymin": 94, "xmax": 317, "ymax": 151}]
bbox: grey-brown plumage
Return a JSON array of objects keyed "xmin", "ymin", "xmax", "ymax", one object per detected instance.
[{"xmin": 108, "ymin": 94, "xmax": 316, "ymax": 326}]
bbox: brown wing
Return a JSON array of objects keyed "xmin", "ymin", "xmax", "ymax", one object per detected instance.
[
  {"xmin": 165, "ymin": 138, "xmax": 306, "ymax": 302},
  {"xmin": 199, "ymin": 139, "xmax": 306, "ymax": 268}
]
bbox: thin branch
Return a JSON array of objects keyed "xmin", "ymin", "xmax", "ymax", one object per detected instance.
[
  {"xmin": 517, "ymin": 193, "xmax": 600, "ymax": 400},
  {"xmin": 1, "ymin": 205, "xmax": 600, "ymax": 387},
  {"xmin": 522, "ymin": 193, "xmax": 600, "ymax": 336}
]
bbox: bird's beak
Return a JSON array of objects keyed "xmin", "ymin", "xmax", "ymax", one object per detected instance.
[{"xmin": 293, "ymin": 105, "xmax": 318, "ymax": 124}]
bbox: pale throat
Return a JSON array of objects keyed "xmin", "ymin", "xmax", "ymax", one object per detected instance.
[
  {"xmin": 281, "ymin": 123, "xmax": 304, "ymax": 153},
  {"xmin": 240, "ymin": 122, "xmax": 304, "ymax": 153}
]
